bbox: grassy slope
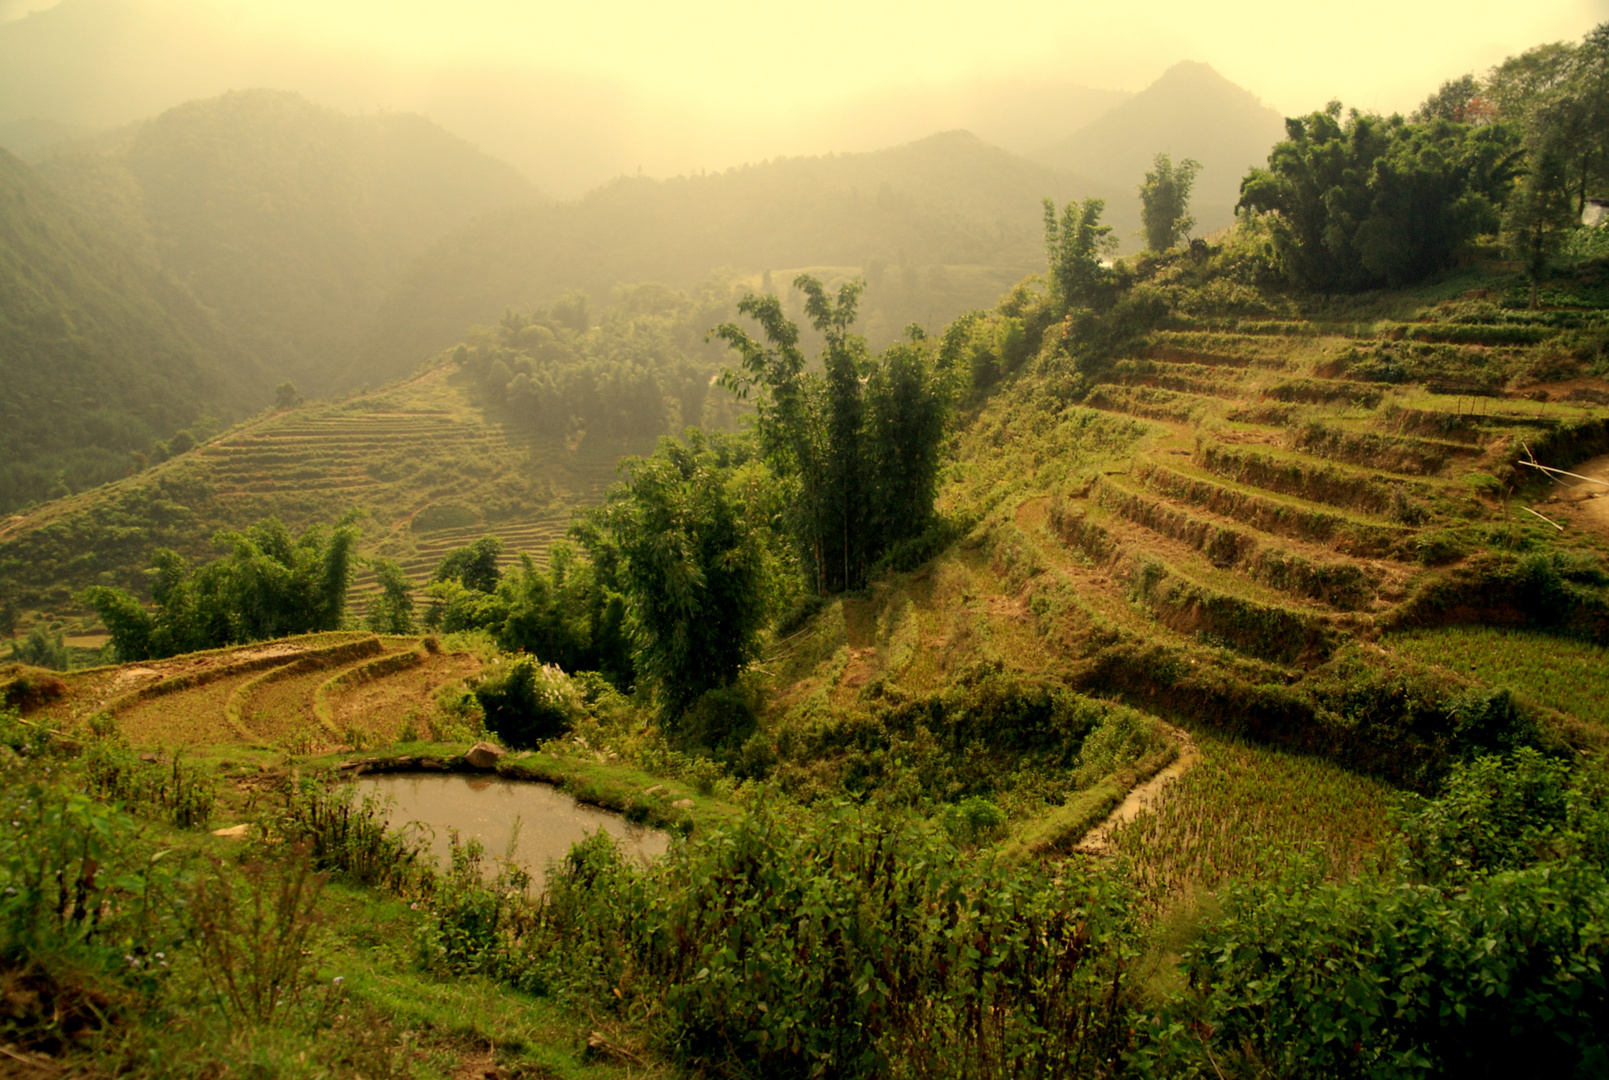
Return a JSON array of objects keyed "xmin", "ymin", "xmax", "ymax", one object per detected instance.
[
  {"xmin": 754, "ymin": 243, "xmax": 1609, "ymax": 907},
  {"xmin": 0, "ymin": 359, "xmax": 643, "ymax": 618}
]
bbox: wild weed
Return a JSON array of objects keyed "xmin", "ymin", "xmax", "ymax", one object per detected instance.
[
  {"xmin": 185, "ymin": 845, "xmax": 325, "ymax": 1025},
  {"xmin": 80, "ymin": 743, "xmax": 216, "ymax": 830},
  {"xmin": 275, "ymin": 781, "xmax": 435, "ymax": 896}
]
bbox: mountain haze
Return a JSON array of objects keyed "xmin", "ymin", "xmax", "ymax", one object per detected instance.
[
  {"xmin": 351, "ymin": 131, "xmax": 1124, "ymax": 387},
  {"xmin": 34, "ymin": 89, "xmax": 542, "ymax": 395},
  {"xmin": 0, "ymin": 0, "xmax": 1139, "ymax": 200},
  {"xmin": 0, "ymin": 147, "xmax": 250, "ymax": 513},
  {"xmin": 1034, "ymin": 61, "xmax": 1286, "ymax": 238}
]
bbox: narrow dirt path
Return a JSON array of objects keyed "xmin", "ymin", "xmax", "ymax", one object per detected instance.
[{"xmin": 1074, "ymin": 721, "xmax": 1200, "ymax": 854}]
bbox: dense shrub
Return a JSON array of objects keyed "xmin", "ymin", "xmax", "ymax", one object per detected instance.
[
  {"xmin": 472, "ymin": 655, "xmax": 582, "ymax": 748},
  {"xmin": 536, "ymin": 805, "xmax": 1137, "ymax": 1079},
  {"xmin": 1151, "ymin": 752, "xmax": 1609, "ymax": 1078},
  {"xmin": 1176, "ymin": 860, "xmax": 1609, "ymax": 1079}
]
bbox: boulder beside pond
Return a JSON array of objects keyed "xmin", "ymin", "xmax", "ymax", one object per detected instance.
[{"xmin": 464, "ymin": 741, "xmax": 506, "ymax": 770}]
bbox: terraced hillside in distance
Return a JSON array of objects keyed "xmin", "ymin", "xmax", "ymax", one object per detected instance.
[
  {"xmin": 753, "ymin": 270, "xmax": 1609, "ymax": 899},
  {"xmin": 0, "ymin": 359, "xmax": 641, "ymax": 621},
  {"xmin": 23, "ymin": 632, "xmax": 485, "ymax": 754}
]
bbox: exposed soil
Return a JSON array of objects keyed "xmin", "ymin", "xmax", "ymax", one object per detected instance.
[{"xmin": 1535, "ymin": 452, "xmax": 1609, "ymax": 539}]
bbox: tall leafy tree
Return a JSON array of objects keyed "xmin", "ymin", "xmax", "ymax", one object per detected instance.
[
  {"xmin": 1041, "ymin": 198, "xmax": 1117, "ymax": 310},
  {"xmin": 364, "ymin": 557, "xmax": 417, "ymax": 634},
  {"xmin": 1487, "ymin": 24, "xmax": 1609, "ymax": 218},
  {"xmin": 716, "ymin": 275, "xmax": 950, "ymax": 593},
  {"xmin": 1238, "ymin": 103, "xmax": 1520, "ymax": 290},
  {"xmin": 577, "ymin": 433, "xmax": 774, "ymax": 718},
  {"xmin": 434, "ymin": 536, "xmax": 504, "ymax": 594},
  {"xmin": 1505, "ymin": 143, "xmax": 1579, "ymax": 308},
  {"xmin": 1138, "ymin": 154, "xmax": 1202, "ymax": 253}
]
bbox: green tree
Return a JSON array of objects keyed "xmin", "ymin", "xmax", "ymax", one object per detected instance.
[
  {"xmin": 1412, "ymin": 73, "xmax": 1492, "ymax": 124},
  {"xmin": 715, "ymin": 275, "xmax": 951, "ymax": 593},
  {"xmin": 577, "ymin": 433, "xmax": 774, "ymax": 719},
  {"xmin": 434, "ymin": 536, "xmax": 504, "ymax": 594},
  {"xmin": 1238, "ymin": 103, "xmax": 1520, "ymax": 290},
  {"xmin": 9, "ymin": 625, "xmax": 70, "ymax": 671},
  {"xmin": 1138, "ymin": 153, "xmax": 1201, "ymax": 253},
  {"xmin": 495, "ymin": 545, "xmax": 598, "ymax": 673},
  {"xmin": 363, "ymin": 557, "xmax": 416, "ymax": 634},
  {"xmin": 1041, "ymin": 197, "xmax": 1116, "ymax": 309},
  {"xmin": 1487, "ymin": 24, "xmax": 1609, "ymax": 218},
  {"xmin": 273, "ymin": 382, "xmax": 303, "ymax": 410},
  {"xmin": 1505, "ymin": 141, "xmax": 1578, "ymax": 307},
  {"xmin": 81, "ymin": 513, "xmax": 359, "ymax": 661}
]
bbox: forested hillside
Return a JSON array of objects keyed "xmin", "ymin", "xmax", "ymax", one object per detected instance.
[
  {"xmin": 0, "ymin": 147, "xmax": 251, "ymax": 513},
  {"xmin": 0, "ymin": 279, "xmax": 745, "ymax": 618},
  {"xmin": 33, "ymin": 89, "xmax": 542, "ymax": 396},
  {"xmin": 347, "ymin": 130, "xmax": 1117, "ymax": 387}
]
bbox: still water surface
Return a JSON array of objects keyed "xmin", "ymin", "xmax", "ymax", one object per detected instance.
[{"xmin": 352, "ymin": 773, "xmax": 668, "ymax": 886}]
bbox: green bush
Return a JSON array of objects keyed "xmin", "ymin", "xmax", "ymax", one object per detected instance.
[
  {"xmin": 536, "ymin": 805, "xmax": 1137, "ymax": 1079},
  {"xmin": 1174, "ymin": 859, "xmax": 1609, "ymax": 1079},
  {"xmin": 8, "ymin": 626, "xmax": 70, "ymax": 671},
  {"xmin": 1400, "ymin": 748, "xmax": 1607, "ymax": 884},
  {"xmin": 675, "ymin": 683, "xmax": 759, "ymax": 750},
  {"xmin": 472, "ymin": 655, "xmax": 582, "ymax": 748}
]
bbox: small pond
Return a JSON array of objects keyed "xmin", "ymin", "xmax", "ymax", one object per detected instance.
[{"xmin": 352, "ymin": 773, "xmax": 669, "ymax": 886}]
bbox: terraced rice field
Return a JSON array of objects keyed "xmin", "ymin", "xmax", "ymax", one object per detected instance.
[
  {"xmin": 0, "ymin": 361, "xmax": 642, "ymax": 613},
  {"xmin": 29, "ymin": 632, "xmax": 483, "ymax": 753},
  {"xmin": 1017, "ymin": 311, "xmax": 1609, "ymax": 669}
]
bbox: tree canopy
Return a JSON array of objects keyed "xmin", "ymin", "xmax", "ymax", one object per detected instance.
[
  {"xmin": 575, "ymin": 432, "xmax": 777, "ymax": 718},
  {"xmin": 82, "ymin": 514, "xmax": 360, "ymax": 661},
  {"xmin": 1237, "ymin": 103, "xmax": 1521, "ymax": 290},
  {"xmin": 715, "ymin": 274, "xmax": 951, "ymax": 594},
  {"xmin": 1138, "ymin": 153, "xmax": 1201, "ymax": 253}
]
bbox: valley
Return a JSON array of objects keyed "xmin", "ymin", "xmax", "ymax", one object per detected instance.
[{"xmin": 3, "ymin": 12, "xmax": 1609, "ymax": 1079}]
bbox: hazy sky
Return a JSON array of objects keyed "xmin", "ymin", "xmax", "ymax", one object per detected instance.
[
  {"xmin": 1, "ymin": 0, "xmax": 1606, "ymax": 196},
  {"xmin": 160, "ymin": 0, "xmax": 1608, "ymax": 117}
]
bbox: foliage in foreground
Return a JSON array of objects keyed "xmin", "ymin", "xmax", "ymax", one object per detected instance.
[
  {"xmin": 1152, "ymin": 750, "xmax": 1609, "ymax": 1079},
  {"xmin": 421, "ymin": 803, "xmax": 1138, "ymax": 1079}
]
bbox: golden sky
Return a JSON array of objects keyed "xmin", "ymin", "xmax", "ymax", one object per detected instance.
[{"xmin": 230, "ymin": 0, "xmax": 1608, "ymax": 116}]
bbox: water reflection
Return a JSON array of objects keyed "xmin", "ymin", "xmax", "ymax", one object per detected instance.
[{"xmin": 352, "ymin": 773, "xmax": 668, "ymax": 887}]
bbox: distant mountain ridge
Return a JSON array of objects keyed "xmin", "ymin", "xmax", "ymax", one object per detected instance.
[
  {"xmin": 0, "ymin": 0, "xmax": 1135, "ymax": 199},
  {"xmin": 1033, "ymin": 61, "xmax": 1287, "ymax": 238},
  {"xmin": 348, "ymin": 130, "xmax": 1126, "ymax": 388}
]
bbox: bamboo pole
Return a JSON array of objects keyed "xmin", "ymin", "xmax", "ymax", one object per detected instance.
[
  {"xmin": 1514, "ymin": 460, "xmax": 1609, "ymax": 487},
  {"xmin": 1520, "ymin": 506, "xmax": 1565, "ymax": 530}
]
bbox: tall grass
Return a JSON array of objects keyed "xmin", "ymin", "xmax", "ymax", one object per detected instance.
[
  {"xmin": 1386, "ymin": 625, "xmax": 1609, "ymax": 727},
  {"xmin": 1107, "ymin": 734, "xmax": 1395, "ymax": 914}
]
